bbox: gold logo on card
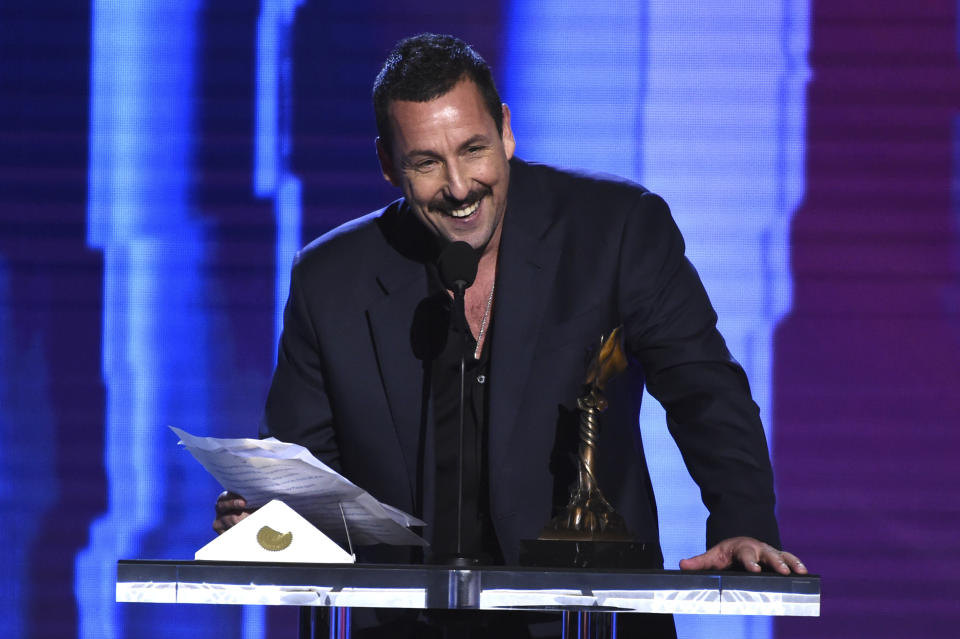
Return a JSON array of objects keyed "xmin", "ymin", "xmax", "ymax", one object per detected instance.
[{"xmin": 256, "ymin": 525, "xmax": 293, "ymax": 551}]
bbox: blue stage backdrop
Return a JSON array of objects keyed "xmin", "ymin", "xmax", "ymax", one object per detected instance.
[{"xmin": 0, "ymin": 2, "xmax": 958, "ymax": 639}]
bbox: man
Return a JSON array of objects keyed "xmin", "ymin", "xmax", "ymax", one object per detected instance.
[{"xmin": 215, "ymin": 33, "xmax": 805, "ymax": 636}]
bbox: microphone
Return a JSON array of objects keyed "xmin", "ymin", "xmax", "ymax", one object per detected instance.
[
  {"xmin": 435, "ymin": 241, "xmax": 480, "ymax": 566},
  {"xmin": 437, "ymin": 241, "xmax": 479, "ymax": 296}
]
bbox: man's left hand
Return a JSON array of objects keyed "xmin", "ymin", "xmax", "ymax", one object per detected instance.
[{"xmin": 679, "ymin": 536, "xmax": 807, "ymax": 575}]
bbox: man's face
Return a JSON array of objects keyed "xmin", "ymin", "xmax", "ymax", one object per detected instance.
[{"xmin": 377, "ymin": 79, "xmax": 515, "ymax": 255}]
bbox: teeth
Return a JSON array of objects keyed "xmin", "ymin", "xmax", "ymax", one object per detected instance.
[{"xmin": 449, "ymin": 200, "xmax": 480, "ymax": 218}]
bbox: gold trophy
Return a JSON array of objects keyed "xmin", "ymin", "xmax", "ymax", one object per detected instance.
[
  {"xmin": 539, "ymin": 326, "xmax": 631, "ymax": 541},
  {"xmin": 520, "ymin": 326, "xmax": 658, "ymax": 568}
]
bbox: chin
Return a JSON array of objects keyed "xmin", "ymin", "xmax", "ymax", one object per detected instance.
[
  {"xmin": 438, "ymin": 228, "xmax": 479, "ymax": 248},
  {"xmin": 457, "ymin": 233, "xmax": 491, "ymax": 252}
]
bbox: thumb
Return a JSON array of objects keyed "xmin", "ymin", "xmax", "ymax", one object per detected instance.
[{"xmin": 679, "ymin": 549, "xmax": 713, "ymax": 571}]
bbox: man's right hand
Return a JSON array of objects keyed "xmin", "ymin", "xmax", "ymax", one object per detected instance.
[{"xmin": 213, "ymin": 491, "xmax": 255, "ymax": 534}]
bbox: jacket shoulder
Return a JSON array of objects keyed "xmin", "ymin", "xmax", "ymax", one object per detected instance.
[
  {"xmin": 521, "ymin": 159, "xmax": 649, "ymax": 197},
  {"xmin": 297, "ymin": 206, "xmax": 392, "ymax": 269},
  {"xmin": 283, "ymin": 203, "xmax": 401, "ymax": 311},
  {"xmin": 513, "ymin": 160, "xmax": 672, "ymax": 236}
]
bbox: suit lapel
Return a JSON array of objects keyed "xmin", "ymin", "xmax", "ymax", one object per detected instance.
[
  {"xmin": 365, "ymin": 206, "xmax": 437, "ymax": 508},
  {"xmin": 488, "ymin": 161, "xmax": 564, "ymax": 473}
]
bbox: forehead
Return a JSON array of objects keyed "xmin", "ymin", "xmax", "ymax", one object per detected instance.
[{"xmin": 386, "ymin": 80, "xmax": 497, "ymax": 152}]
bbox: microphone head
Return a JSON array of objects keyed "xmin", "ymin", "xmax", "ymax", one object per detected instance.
[{"xmin": 437, "ymin": 241, "xmax": 479, "ymax": 292}]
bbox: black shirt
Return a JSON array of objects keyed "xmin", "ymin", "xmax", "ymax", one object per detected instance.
[{"xmin": 427, "ymin": 266, "xmax": 502, "ymax": 564}]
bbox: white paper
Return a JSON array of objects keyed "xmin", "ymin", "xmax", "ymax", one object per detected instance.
[
  {"xmin": 195, "ymin": 500, "xmax": 356, "ymax": 563},
  {"xmin": 171, "ymin": 427, "xmax": 427, "ymax": 547}
]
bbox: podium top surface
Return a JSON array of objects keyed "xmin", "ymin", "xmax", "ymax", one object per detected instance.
[{"xmin": 116, "ymin": 560, "xmax": 819, "ymax": 617}]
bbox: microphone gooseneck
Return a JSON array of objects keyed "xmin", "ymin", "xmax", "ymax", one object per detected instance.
[{"xmin": 436, "ymin": 241, "xmax": 480, "ymax": 564}]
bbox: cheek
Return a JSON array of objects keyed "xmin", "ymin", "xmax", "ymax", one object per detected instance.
[
  {"xmin": 466, "ymin": 169, "xmax": 498, "ymax": 194},
  {"xmin": 478, "ymin": 158, "xmax": 509, "ymax": 185},
  {"xmin": 404, "ymin": 176, "xmax": 441, "ymax": 205}
]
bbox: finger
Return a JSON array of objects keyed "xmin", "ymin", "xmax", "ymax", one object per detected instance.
[
  {"xmin": 216, "ymin": 491, "xmax": 245, "ymax": 503},
  {"xmin": 215, "ymin": 497, "xmax": 248, "ymax": 515},
  {"xmin": 754, "ymin": 545, "xmax": 795, "ymax": 575},
  {"xmin": 213, "ymin": 515, "xmax": 236, "ymax": 535},
  {"xmin": 215, "ymin": 500, "xmax": 248, "ymax": 517},
  {"xmin": 212, "ymin": 511, "xmax": 249, "ymax": 535},
  {"xmin": 224, "ymin": 512, "xmax": 249, "ymax": 527},
  {"xmin": 733, "ymin": 543, "xmax": 763, "ymax": 573},
  {"xmin": 765, "ymin": 550, "xmax": 791, "ymax": 575},
  {"xmin": 781, "ymin": 551, "xmax": 808, "ymax": 575}
]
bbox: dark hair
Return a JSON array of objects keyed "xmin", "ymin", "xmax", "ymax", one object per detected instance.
[{"xmin": 373, "ymin": 33, "xmax": 503, "ymax": 150}]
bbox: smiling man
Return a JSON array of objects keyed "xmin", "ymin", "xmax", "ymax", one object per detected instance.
[
  {"xmin": 374, "ymin": 71, "xmax": 515, "ymax": 355},
  {"xmin": 215, "ymin": 33, "xmax": 805, "ymax": 638}
]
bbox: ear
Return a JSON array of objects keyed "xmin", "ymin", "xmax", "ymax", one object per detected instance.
[
  {"xmin": 500, "ymin": 103, "xmax": 516, "ymax": 160},
  {"xmin": 376, "ymin": 137, "xmax": 399, "ymax": 186}
]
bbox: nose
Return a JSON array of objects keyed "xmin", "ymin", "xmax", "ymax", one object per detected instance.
[{"xmin": 444, "ymin": 160, "xmax": 471, "ymax": 202}]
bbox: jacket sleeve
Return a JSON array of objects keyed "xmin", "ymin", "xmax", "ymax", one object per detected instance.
[
  {"xmin": 260, "ymin": 251, "xmax": 342, "ymax": 471},
  {"xmin": 618, "ymin": 191, "xmax": 781, "ymax": 549}
]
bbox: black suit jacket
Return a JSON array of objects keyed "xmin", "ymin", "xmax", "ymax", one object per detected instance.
[{"xmin": 263, "ymin": 158, "xmax": 780, "ymax": 564}]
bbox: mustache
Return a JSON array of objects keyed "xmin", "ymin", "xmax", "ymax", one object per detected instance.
[{"xmin": 429, "ymin": 187, "xmax": 491, "ymax": 215}]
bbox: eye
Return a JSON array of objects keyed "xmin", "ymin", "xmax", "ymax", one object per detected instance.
[
  {"xmin": 467, "ymin": 145, "xmax": 486, "ymax": 154},
  {"xmin": 414, "ymin": 158, "xmax": 438, "ymax": 171}
]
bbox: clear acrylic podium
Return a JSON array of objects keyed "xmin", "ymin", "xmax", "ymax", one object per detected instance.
[{"xmin": 117, "ymin": 560, "xmax": 820, "ymax": 638}]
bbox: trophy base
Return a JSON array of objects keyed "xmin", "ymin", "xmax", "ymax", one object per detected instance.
[{"xmin": 518, "ymin": 539, "xmax": 661, "ymax": 570}]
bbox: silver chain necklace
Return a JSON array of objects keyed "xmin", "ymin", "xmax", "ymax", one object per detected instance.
[{"xmin": 474, "ymin": 280, "xmax": 495, "ymax": 360}]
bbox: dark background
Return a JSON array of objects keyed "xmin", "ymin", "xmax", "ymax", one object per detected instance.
[{"xmin": 1, "ymin": 1, "xmax": 958, "ymax": 638}]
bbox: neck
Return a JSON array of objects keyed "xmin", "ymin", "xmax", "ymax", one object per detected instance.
[
  {"xmin": 461, "ymin": 222, "xmax": 501, "ymax": 353},
  {"xmin": 476, "ymin": 217, "xmax": 504, "ymax": 275}
]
